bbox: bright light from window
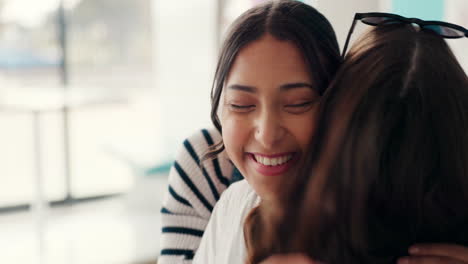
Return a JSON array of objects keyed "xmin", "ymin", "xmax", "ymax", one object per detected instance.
[{"xmin": 0, "ymin": 0, "xmax": 82, "ymax": 28}]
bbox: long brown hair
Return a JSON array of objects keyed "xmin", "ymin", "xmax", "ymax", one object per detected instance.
[
  {"xmin": 201, "ymin": 0, "xmax": 341, "ymax": 162},
  {"xmin": 246, "ymin": 24, "xmax": 468, "ymax": 264}
]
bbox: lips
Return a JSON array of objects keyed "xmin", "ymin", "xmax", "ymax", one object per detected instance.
[{"xmin": 248, "ymin": 152, "xmax": 298, "ymax": 176}]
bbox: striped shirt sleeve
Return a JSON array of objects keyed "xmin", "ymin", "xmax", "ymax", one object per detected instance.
[{"xmin": 159, "ymin": 128, "xmax": 234, "ymax": 264}]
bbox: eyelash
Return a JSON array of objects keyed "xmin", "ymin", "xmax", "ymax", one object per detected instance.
[
  {"xmin": 229, "ymin": 104, "xmax": 255, "ymax": 111},
  {"xmin": 229, "ymin": 101, "xmax": 313, "ymax": 112},
  {"xmin": 285, "ymin": 101, "xmax": 313, "ymax": 108}
]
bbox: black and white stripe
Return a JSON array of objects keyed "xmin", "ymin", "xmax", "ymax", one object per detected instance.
[{"xmin": 159, "ymin": 128, "xmax": 235, "ymax": 264}]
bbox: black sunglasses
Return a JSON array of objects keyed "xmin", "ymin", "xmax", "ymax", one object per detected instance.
[{"xmin": 342, "ymin": 12, "xmax": 468, "ymax": 57}]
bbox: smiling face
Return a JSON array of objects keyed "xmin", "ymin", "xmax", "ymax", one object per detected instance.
[{"xmin": 220, "ymin": 34, "xmax": 320, "ymax": 201}]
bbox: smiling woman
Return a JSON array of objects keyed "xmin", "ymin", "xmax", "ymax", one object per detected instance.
[{"xmin": 220, "ymin": 34, "xmax": 320, "ymax": 202}]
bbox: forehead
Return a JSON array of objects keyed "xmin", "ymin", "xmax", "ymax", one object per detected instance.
[{"xmin": 226, "ymin": 34, "xmax": 312, "ymax": 88}]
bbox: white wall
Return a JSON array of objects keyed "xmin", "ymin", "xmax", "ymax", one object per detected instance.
[
  {"xmin": 316, "ymin": 0, "xmax": 385, "ymax": 49},
  {"xmin": 151, "ymin": 0, "xmax": 217, "ymax": 160},
  {"xmin": 445, "ymin": 0, "xmax": 468, "ymax": 72}
]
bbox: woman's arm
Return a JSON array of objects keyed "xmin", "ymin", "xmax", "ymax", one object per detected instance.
[
  {"xmin": 158, "ymin": 128, "xmax": 234, "ymax": 264},
  {"xmin": 257, "ymin": 244, "xmax": 468, "ymax": 264},
  {"xmin": 399, "ymin": 244, "xmax": 468, "ymax": 264}
]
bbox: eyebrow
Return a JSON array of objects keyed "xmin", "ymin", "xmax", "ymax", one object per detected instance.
[
  {"xmin": 279, "ymin": 82, "xmax": 314, "ymax": 91},
  {"xmin": 227, "ymin": 82, "xmax": 314, "ymax": 93},
  {"xmin": 227, "ymin": 84, "xmax": 257, "ymax": 93}
]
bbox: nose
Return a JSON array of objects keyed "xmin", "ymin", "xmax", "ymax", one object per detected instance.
[{"xmin": 254, "ymin": 109, "xmax": 285, "ymax": 149}]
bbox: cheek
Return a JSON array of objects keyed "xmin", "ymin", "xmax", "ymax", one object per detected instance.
[
  {"xmin": 290, "ymin": 111, "xmax": 318, "ymax": 149},
  {"xmin": 220, "ymin": 112, "xmax": 251, "ymax": 163}
]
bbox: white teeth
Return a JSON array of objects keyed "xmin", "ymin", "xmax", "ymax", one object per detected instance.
[
  {"xmin": 256, "ymin": 155, "xmax": 264, "ymax": 164},
  {"xmin": 254, "ymin": 154, "xmax": 293, "ymax": 166},
  {"xmin": 280, "ymin": 156, "xmax": 286, "ymax": 164},
  {"xmin": 271, "ymin": 158, "xmax": 278, "ymax": 166}
]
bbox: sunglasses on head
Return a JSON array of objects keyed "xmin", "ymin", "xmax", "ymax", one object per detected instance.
[{"xmin": 342, "ymin": 12, "xmax": 468, "ymax": 57}]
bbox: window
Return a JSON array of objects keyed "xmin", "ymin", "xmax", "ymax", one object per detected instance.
[{"xmin": 0, "ymin": 0, "xmax": 154, "ymax": 208}]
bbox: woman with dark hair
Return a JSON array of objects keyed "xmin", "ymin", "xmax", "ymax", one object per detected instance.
[
  {"xmin": 159, "ymin": 1, "xmax": 341, "ymax": 263},
  {"xmin": 246, "ymin": 18, "xmax": 468, "ymax": 264}
]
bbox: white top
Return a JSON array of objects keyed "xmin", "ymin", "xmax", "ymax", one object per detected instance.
[{"xmin": 193, "ymin": 180, "xmax": 260, "ymax": 264}]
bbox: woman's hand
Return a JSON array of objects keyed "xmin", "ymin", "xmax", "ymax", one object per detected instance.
[
  {"xmin": 398, "ymin": 244, "xmax": 468, "ymax": 264},
  {"xmin": 259, "ymin": 254, "xmax": 320, "ymax": 264}
]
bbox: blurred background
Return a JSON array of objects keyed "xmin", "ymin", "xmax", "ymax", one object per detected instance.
[{"xmin": 0, "ymin": 0, "xmax": 466, "ymax": 263}]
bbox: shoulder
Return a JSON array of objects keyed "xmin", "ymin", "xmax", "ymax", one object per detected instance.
[
  {"xmin": 193, "ymin": 180, "xmax": 257, "ymax": 264},
  {"xmin": 185, "ymin": 127, "xmax": 222, "ymax": 149},
  {"xmin": 217, "ymin": 180, "xmax": 259, "ymax": 215},
  {"xmin": 222, "ymin": 179, "xmax": 255, "ymax": 199},
  {"xmin": 165, "ymin": 127, "xmax": 233, "ymax": 215},
  {"xmin": 176, "ymin": 127, "xmax": 229, "ymax": 165}
]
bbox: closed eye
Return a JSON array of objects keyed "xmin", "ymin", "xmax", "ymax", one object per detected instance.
[
  {"xmin": 284, "ymin": 100, "xmax": 318, "ymax": 114},
  {"xmin": 285, "ymin": 101, "xmax": 313, "ymax": 108},
  {"xmin": 229, "ymin": 104, "xmax": 255, "ymax": 112}
]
